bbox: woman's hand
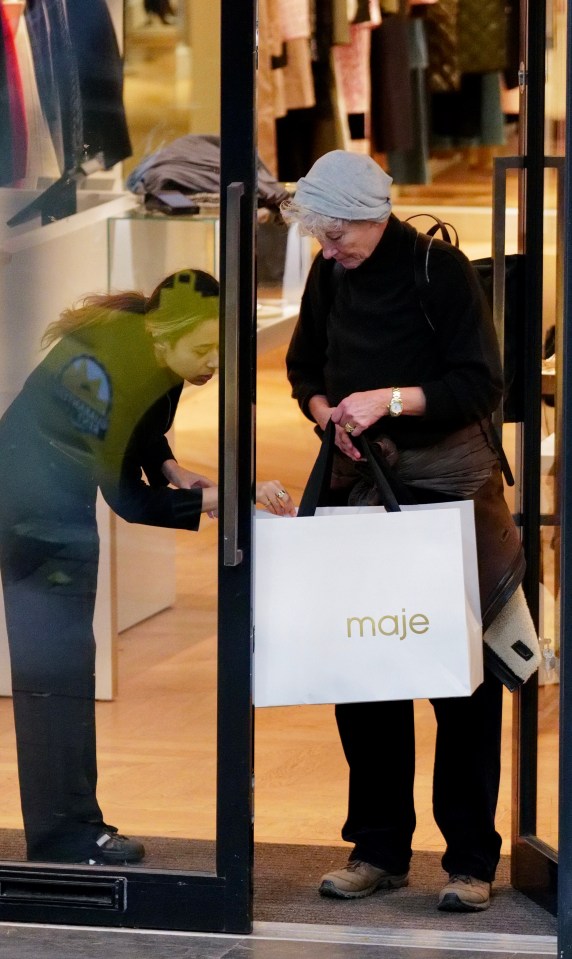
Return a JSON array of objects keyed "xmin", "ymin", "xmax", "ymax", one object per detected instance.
[
  {"xmin": 163, "ymin": 460, "xmax": 295, "ymax": 517},
  {"xmin": 308, "ymin": 393, "xmax": 363, "ymax": 461},
  {"xmin": 331, "ymin": 389, "xmax": 391, "ymax": 436},
  {"xmin": 255, "ymin": 481, "xmax": 296, "ymax": 516},
  {"xmin": 331, "ymin": 386, "xmax": 427, "ymax": 457}
]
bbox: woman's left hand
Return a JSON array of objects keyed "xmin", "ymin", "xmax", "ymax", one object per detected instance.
[{"xmin": 256, "ymin": 481, "xmax": 296, "ymax": 516}]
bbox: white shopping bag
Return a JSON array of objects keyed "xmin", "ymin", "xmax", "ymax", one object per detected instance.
[{"xmin": 254, "ymin": 501, "xmax": 483, "ymax": 706}]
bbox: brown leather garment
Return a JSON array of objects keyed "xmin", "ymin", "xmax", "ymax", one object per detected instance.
[{"xmin": 470, "ymin": 463, "xmax": 525, "ymax": 631}]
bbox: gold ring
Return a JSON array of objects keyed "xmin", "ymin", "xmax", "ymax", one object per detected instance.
[
  {"xmin": 276, "ymin": 489, "xmax": 287, "ymax": 500},
  {"xmin": 344, "ymin": 423, "xmax": 355, "ymax": 434}
]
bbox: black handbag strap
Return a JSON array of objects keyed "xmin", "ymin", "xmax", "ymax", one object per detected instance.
[
  {"xmin": 405, "ymin": 213, "xmax": 459, "ymax": 247},
  {"xmin": 412, "ymin": 230, "xmax": 515, "ymax": 488},
  {"xmin": 298, "ymin": 420, "xmax": 401, "ymax": 517}
]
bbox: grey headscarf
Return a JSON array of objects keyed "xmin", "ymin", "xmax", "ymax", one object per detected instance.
[{"xmin": 294, "ymin": 150, "xmax": 393, "ymax": 222}]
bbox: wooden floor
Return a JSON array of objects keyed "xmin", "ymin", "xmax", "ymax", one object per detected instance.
[{"xmin": 0, "ymin": 344, "xmax": 559, "ymax": 861}]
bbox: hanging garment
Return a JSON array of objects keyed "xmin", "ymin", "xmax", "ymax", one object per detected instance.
[
  {"xmin": 458, "ymin": 0, "xmax": 507, "ymax": 73},
  {"xmin": 257, "ymin": 0, "xmax": 286, "ymax": 174},
  {"xmin": 308, "ymin": 0, "xmax": 350, "ymax": 159},
  {"xmin": 370, "ymin": 12, "xmax": 414, "ymax": 154},
  {"xmin": 431, "ymin": 71, "xmax": 505, "ymax": 147},
  {"xmin": 332, "ymin": 22, "xmax": 372, "ymax": 115},
  {"xmin": 458, "ymin": 0, "xmax": 507, "ymax": 76},
  {"xmin": 1, "ymin": 2, "xmax": 28, "ymax": 184},
  {"xmin": 387, "ymin": 16, "xmax": 431, "ymax": 184},
  {"xmin": 426, "ymin": 0, "xmax": 508, "ymax": 94},
  {"xmin": 25, "ymin": 0, "xmax": 83, "ymax": 172},
  {"xmin": 278, "ymin": 0, "xmax": 312, "ymax": 39},
  {"xmin": 13, "ymin": 12, "xmax": 60, "ymax": 182},
  {"xmin": 352, "ymin": 0, "xmax": 371, "ymax": 22},
  {"xmin": 276, "ymin": 0, "xmax": 314, "ymax": 112},
  {"xmin": 331, "ymin": 0, "xmax": 351, "ymax": 44},
  {"xmin": 0, "ymin": 7, "xmax": 11, "ymax": 185},
  {"xmin": 504, "ymin": 0, "xmax": 519, "ymax": 90},
  {"xmin": 64, "ymin": 0, "xmax": 131, "ymax": 167},
  {"xmin": 424, "ymin": 0, "xmax": 460, "ymax": 93},
  {"xmin": 276, "ymin": 107, "xmax": 318, "ymax": 182},
  {"xmin": 283, "ymin": 37, "xmax": 315, "ymax": 110}
]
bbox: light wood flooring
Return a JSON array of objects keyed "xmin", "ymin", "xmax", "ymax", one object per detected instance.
[{"xmin": 0, "ymin": 345, "xmax": 560, "ymax": 861}]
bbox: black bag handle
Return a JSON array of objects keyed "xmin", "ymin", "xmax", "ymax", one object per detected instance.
[
  {"xmin": 298, "ymin": 420, "xmax": 401, "ymax": 517},
  {"xmin": 405, "ymin": 213, "xmax": 459, "ymax": 248}
]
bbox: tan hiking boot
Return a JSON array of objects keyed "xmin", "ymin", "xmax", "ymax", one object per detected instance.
[
  {"xmin": 319, "ymin": 859, "xmax": 409, "ymax": 899},
  {"xmin": 438, "ymin": 874, "xmax": 491, "ymax": 912}
]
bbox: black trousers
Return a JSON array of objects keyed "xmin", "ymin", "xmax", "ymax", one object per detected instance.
[
  {"xmin": 335, "ymin": 669, "xmax": 504, "ymax": 883},
  {"xmin": 1, "ymin": 524, "xmax": 107, "ymax": 861}
]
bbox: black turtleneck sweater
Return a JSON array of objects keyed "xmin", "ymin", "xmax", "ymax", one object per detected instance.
[{"xmin": 286, "ymin": 214, "xmax": 503, "ymax": 449}]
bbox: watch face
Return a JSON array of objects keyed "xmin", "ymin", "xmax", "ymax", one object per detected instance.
[{"xmin": 389, "ymin": 398, "xmax": 403, "ymax": 416}]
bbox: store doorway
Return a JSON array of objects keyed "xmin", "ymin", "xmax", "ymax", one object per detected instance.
[{"xmin": 0, "ymin": 0, "xmax": 256, "ymax": 933}]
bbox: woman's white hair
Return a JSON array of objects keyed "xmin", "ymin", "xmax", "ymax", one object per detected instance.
[{"xmin": 280, "ymin": 197, "xmax": 346, "ymax": 237}]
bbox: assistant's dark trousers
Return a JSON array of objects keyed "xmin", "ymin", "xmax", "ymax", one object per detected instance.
[
  {"xmin": 1, "ymin": 530, "xmax": 106, "ymax": 861},
  {"xmin": 335, "ymin": 669, "xmax": 503, "ymax": 883}
]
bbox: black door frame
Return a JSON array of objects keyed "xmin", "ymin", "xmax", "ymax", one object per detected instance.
[
  {"xmin": 558, "ymin": 2, "xmax": 572, "ymax": 955},
  {"xmin": 0, "ymin": 0, "xmax": 257, "ymax": 934},
  {"xmin": 510, "ymin": 0, "xmax": 557, "ymax": 915},
  {"xmin": 511, "ymin": 2, "xmax": 572, "ymax": 949}
]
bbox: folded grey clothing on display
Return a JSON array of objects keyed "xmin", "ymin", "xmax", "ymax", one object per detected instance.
[
  {"xmin": 126, "ymin": 134, "xmax": 290, "ymax": 210},
  {"xmin": 483, "ymin": 585, "xmax": 542, "ymax": 691}
]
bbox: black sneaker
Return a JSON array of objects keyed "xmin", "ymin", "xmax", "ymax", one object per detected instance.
[{"xmin": 85, "ymin": 831, "xmax": 146, "ymax": 865}]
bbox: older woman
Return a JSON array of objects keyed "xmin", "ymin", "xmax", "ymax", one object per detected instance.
[{"xmin": 281, "ymin": 151, "xmax": 526, "ymax": 912}]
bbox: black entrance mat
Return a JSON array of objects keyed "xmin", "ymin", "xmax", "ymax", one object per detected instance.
[{"xmin": 0, "ymin": 831, "xmax": 556, "ymax": 937}]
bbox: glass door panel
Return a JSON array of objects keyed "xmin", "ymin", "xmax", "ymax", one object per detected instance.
[
  {"xmin": 536, "ymin": 157, "xmax": 564, "ymax": 853},
  {"xmin": 535, "ymin": 1, "xmax": 566, "ymax": 857},
  {"xmin": 511, "ymin": 0, "xmax": 565, "ymax": 916},
  {"xmin": 0, "ymin": 0, "xmax": 254, "ymax": 932}
]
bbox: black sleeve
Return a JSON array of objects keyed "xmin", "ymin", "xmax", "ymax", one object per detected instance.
[
  {"xmin": 98, "ymin": 386, "xmax": 202, "ymax": 531},
  {"xmin": 419, "ymin": 243, "xmax": 504, "ymax": 424},
  {"xmin": 286, "ymin": 253, "xmax": 332, "ymax": 420},
  {"xmin": 135, "ymin": 386, "xmax": 182, "ymax": 487},
  {"xmin": 101, "ymin": 473, "xmax": 202, "ymax": 531}
]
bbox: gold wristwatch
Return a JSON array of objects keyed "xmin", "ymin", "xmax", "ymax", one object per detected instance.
[{"xmin": 388, "ymin": 387, "xmax": 403, "ymax": 417}]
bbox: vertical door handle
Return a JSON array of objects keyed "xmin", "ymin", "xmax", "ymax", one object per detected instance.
[
  {"xmin": 491, "ymin": 156, "xmax": 526, "ymax": 436},
  {"xmin": 492, "ymin": 156, "xmax": 525, "ymax": 359},
  {"xmin": 223, "ymin": 182, "xmax": 245, "ymax": 567}
]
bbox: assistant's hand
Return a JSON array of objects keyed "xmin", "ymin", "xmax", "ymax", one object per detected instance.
[
  {"xmin": 162, "ymin": 459, "xmax": 218, "ymax": 517},
  {"xmin": 162, "ymin": 459, "xmax": 217, "ymax": 491},
  {"xmin": 255, "ymin": 480, "xmax": 296, "ymax": 516}
]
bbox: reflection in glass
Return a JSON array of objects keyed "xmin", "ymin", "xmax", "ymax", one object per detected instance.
[
  {"xmin": 1, "ymin": 0, "xmax": 230, "ymax": 876},
  {"xmin": 0, "ymin": 270, "xmax": 220, "ymax": 865},
  {"xmin": 536, "ymin": 164, "xmax": 562, "ymax": 853},
  {"xmin": 536, "ymin": 0, "xmax": 567, "ymax": 851}
]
